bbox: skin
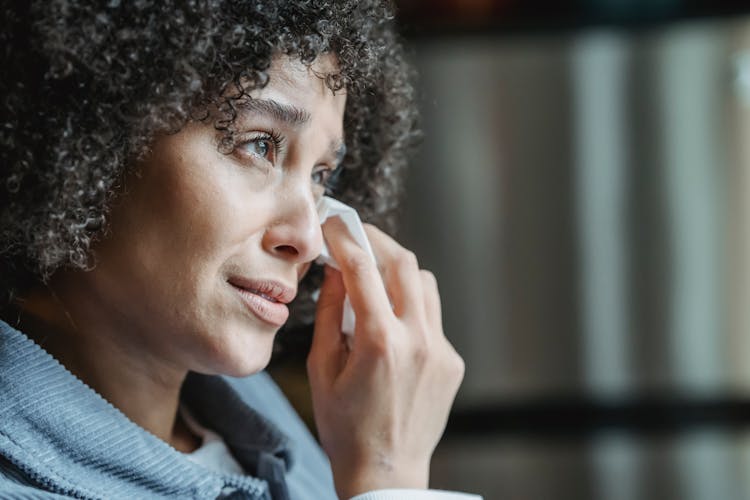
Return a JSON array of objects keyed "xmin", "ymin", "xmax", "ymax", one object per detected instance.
[{"xmin": 14, "ymin": 54, "xmax": 465, "ymax": 498}]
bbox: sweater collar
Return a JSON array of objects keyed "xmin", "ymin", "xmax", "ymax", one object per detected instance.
[
  {"xmin": 0, "ymin": 318, "xmax": 286, "ymax": 499},
  {"xmin": 182, "ymin": 372, "xmax": 293, "ymax": 472}
]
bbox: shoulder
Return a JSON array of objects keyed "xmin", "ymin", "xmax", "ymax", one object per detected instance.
[{"xmin": 0, "ymin": 458, "xmax": 71, "ymax": 499}]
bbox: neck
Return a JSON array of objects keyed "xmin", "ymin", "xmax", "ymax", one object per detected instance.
[{"xmin": 11, "ymin": 279, "xmax": 200, "ymax": 453}]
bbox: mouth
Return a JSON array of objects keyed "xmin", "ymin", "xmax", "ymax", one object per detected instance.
[
  {"xmin": 227, "ymin": 277, "xmax": 296, "ymax": 327},
  {"xmin": 245, "ymin": 289, "xmax": 279, "ymax": 303}
]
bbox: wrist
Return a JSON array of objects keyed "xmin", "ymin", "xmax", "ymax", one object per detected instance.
[{"xmin": 333, "ymin": 458, "xmax": 430, "ymax": 499}]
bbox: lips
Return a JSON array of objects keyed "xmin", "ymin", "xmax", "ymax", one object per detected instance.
[
  {"xmin": 249, "ymin": 290, "xmax": 278, "ymax": 302},
  {"xmin": 228, "ymin": 277, "xmax": 296, "ymax": 327}
]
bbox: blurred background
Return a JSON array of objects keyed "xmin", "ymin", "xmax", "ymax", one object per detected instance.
[{"xmin": 274, "ymin": 1, "xmax": 750, "ymax": 499}]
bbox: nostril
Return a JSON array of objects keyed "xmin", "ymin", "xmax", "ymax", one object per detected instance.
[{"xmin": 275, "ymin": 244, "xmax": 299, "ymax": 256}]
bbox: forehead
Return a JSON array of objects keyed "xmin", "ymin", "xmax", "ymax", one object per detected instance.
[{"xmin": 250, "ymin": 54, "xmax": 346, "ymax": 114}]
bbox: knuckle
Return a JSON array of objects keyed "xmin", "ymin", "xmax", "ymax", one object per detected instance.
[
  {"xmin": 411, "ymin": 337, "xmax": 429, "ymax": 366},
  {"xmin": 397, "ymin": 249, "xmax": 419, "ymax": 270},
  {"xmin": 440, "ymin": 340, "xmax": 465, "ymax": 376},
  {"xmin": 420, "ymin": 270, "xmax": 438, "ymax": 291},
  {"xmin": 342, "ymin": 251, "xmax": 372, "ymax": 277},
  {"xmin": 420, "ymin": 269, "xmax": 437, "ymax": 284},
  {"xmin": 451, "ymin": 352, "xmax": 466, "ymax": 380},
  {"xmin": 367, "ymin": 334, "xmax": 392, "ymax": 361},
  {"xmin": 359, "ymin": 318, "xmax": 393, "ymax": 357}
]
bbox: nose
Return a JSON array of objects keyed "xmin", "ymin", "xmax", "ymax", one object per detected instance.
[{"xmin": 262, "ymin": 183, "xmax": 324, "ymax": 265}]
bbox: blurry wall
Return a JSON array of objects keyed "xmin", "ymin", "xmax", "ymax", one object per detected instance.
[{"xmin": 399, "ymin": 15, "xmax": 750, "ymax": 500}]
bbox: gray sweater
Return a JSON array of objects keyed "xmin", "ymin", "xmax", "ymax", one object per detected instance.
[{"xmin": 0, "ymin": 318, "xmax": 337, "ymax": 499}]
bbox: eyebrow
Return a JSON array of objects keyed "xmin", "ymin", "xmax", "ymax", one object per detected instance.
[
  {"xmin": 234, "ymin": 97, "xmax": 346, "ymax": 164},
  {"xmin": 234, "ymin": 98, "xmax": 311, "ymax": 127}
]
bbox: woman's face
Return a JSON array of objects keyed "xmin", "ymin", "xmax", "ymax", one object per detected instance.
[{"xmin": 79, "ymin": 55, "xmax": 346, "ymax": 376}]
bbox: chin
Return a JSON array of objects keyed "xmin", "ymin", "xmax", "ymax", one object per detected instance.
[{"xmin": 202, "ymin": 321, "xmax": 278, "ymax": 378}]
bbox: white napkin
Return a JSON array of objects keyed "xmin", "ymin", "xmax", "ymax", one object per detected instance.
[{"xmin": 316, "ymin": 196, "xmax": 377, "ymax": 336}]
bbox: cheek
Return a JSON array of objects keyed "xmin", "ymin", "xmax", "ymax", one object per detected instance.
[
  {"xmin": 142, "ymin": 157, "xmax": 249, "ymax": 268},
  {"xmin": 98, "ymin": 154, "xmax": 245, "ymax": 311}
]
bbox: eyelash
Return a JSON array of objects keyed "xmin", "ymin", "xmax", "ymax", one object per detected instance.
[
  {"xmin": 233, "ymin": 129, "xmax": 285, "ymax": 164},
  {"xmin": 232, "ymin": 130, "xmax": 340, "ymax": 191}
]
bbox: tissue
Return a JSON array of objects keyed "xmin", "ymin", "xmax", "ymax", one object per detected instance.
[{"xmin": 316, "ymin": 196, "xmax": 377, "ymax": 336}]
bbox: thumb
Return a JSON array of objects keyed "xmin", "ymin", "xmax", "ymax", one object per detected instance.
[{"xmin": 308, "ymin": 266, "xmax": 347, "ymax": 382}]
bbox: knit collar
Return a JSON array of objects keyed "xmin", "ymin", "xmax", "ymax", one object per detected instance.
[{"xmin": 0, "ymin": 318, "xmax": 289, "ymax": 499}]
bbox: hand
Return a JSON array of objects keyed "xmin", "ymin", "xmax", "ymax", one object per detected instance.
[{"xmin": 307, "ymin": 216, "xmax": 465, "ymax": 499}]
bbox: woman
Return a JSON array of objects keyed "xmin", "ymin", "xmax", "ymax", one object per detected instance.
[{"xmin": 0, "ymin": 1, "xmax": 474, "ymax": 499}]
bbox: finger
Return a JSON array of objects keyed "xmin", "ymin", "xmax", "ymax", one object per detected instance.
[
  {"xmin": 322, "ymin": 216, "xmax": 392, "ymax": 322},
  {"xmin": 420, "ymin": 269, "xmax": 444, "ymax": 336},
  {"xmin": 363, "ymin": 224, "xmax": 423, "ymax": 319},
  {"xmin": 309, "ymin": 266, "xmax": 347, "ymax": 383}
]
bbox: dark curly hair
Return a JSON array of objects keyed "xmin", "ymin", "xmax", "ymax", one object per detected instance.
[{"xmin": 0, "ymin": 0, "xmax": 419, "ymax": 334}]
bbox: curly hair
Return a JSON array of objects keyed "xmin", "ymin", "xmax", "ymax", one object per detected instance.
[{"xmin": 0, "ymin": 0, "xmax": 419, "ymax": 333}]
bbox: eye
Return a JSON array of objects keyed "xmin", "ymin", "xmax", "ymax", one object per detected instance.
[
  {"xmin": 311, "ymin": 166, "xmax": 332, "ymax": 186},
  {"xmin": 244, "ymin": 139, "xmax": 272, "ymax": 159},
  {"xmin": 233, "ymin": 130, "xmax": 284, "ymax": 164},
  {"xmin": 240, "ymin": 137, "xmax": 274, "ymax": 162},
  {"xmin": 312, "ymin": 164, "xmax": 341, "ymax": 193}
]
